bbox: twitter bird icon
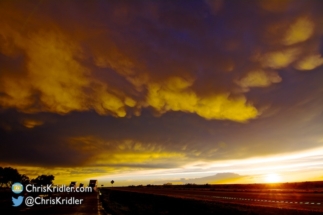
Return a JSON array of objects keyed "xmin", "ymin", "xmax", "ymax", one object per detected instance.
[{"xmin": 12, "ymin": 196, "xmax": 24, "ymax": 207}]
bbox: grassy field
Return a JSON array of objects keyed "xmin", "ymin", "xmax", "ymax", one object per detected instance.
[{"xmin": 99, "ymin": 188, "xmax": 322, "ymax": 215}]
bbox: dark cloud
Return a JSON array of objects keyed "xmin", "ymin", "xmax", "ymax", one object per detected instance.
[{"xmin": 0, "ymin": 0, "xmax": 322, "ymax": 183}]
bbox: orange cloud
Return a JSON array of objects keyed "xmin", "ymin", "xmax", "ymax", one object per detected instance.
[
  {"xmin": 259, "ymin": 0, "xmax": 292, "ymax": 13},
  {"xmin": 237, "ymin": 70, "xmax": 282, "ymax": 88},
  {"xmin": 261, "ymin": 48, "xmax": 300, "ymax": 69},
  {"xmin": 0, "ymin": 0, "xmax": 322, "ymax": 125},
  {"xmin": 21, "ymin": 119, "xmax": 43, "ymax": 129},
  {"xmin": 68, "ymin": 136, "xmax": 185, "ymax": 167},
  {"xmin": 147, "ymin": 77, "xmax": 258, "ymax": 122},
  {"xmin": 295, "ymin": 54, "xmax": 323, "ymax": 71},
  {"xmin": 283, "ymin": 17, "xmax": 315, "ymax": 45},
  {"xmin": 0, "ymin": 23, "xmax": 135, "ymax": 117}
]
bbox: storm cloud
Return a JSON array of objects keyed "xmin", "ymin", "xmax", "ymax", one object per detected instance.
[{"xmin": 0, "ymin": 0, "xmax": 322, "ymax": 184}]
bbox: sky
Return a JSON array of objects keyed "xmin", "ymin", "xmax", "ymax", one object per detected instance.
[{"xmin": 0, "ymin": 0, "xmax": 322, "ymax": 186}]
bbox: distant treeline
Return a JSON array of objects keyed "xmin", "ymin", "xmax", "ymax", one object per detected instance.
[
  {"xmin": 0, "ymin": 166, "xmax": 54, "ymax": 188},
  {"xmin": 127, "ymin": 181, "xmax": 323, "ymax": 190}
]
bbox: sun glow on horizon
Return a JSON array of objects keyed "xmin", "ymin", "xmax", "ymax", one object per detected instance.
[{"xmin": 264, "ymin": 173, "xmax": 281, "ymax": 183}]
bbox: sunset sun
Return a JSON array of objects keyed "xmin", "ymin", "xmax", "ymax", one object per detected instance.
[{"xmin": 264, "ymin": 173, "xmax": 281, "ymax": 183}]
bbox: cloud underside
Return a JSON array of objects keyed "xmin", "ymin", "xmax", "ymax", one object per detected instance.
[
  {"xmin": 0, "ymin": 26, "xmax": 257, "ymax": 122},
  {"xmin": 0, "ymin": 1, "xmax": 322, "ymax": 123},
  {"xmin": 0, "ymin": 0, "xmax": 323, "ymax": 184}
]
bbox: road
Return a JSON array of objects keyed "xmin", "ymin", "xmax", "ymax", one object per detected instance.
[{"xmin": 112, "ymin": 187, "xmax": 323, "ymax": 212}]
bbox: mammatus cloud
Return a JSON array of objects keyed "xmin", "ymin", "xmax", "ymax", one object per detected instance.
[
  {"xmin": 260, "ymin": 48, "xmax": 300, "ymax": 69},
  {"xmin": 258, "ymin": 0, "xmax": 293, "ymax": 13},
  {"xmin": 0, "ymin": 18, "xmax": 257, "ymax": 122},
  {"xmin": 1, "ymin": 1, "xmax": 322, "ymax": 123},
  {"xmin": 0, "ymin": 0, "xmax": 323, "ymax": 185},
  {"xmin": 237, "ymin": 70, "xmax": 282, "ymax": 89},
  {"xmin": 283, "ymin": 17, "xmax": 315, "ymax": 45},
  {"xmin": 21, "ymin": 119, "xmax": 43, "ymax": 129},
  {"xmin": 147, "ymin": 77, "xmax": 258, "ymax": 122},
  {"xmin": 0, "ymin": 24, "xmax": 136, "ymax": 117},
  {"xmin": 295, "ymin": 54, "xmax": 323, "ymax": 71}
]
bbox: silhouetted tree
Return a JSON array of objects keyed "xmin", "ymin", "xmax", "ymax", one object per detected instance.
[
  {"xmin": 0, "ymin": 167, "xmax": 3, "ymax": 187},
  {"xmin": 0, "ymin": 167, "xmax": 28, "ymax": 188},
  {"xmin": 111, "ymin": 180, "xmax": 114, "ymax": 186},
  {"xmin": 19, "ymin": 174, "xmax": 30, "ymax": 186},
  {"xmin": 31, "ymin": 175, "xmax": 54, "ymax": 186}
]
